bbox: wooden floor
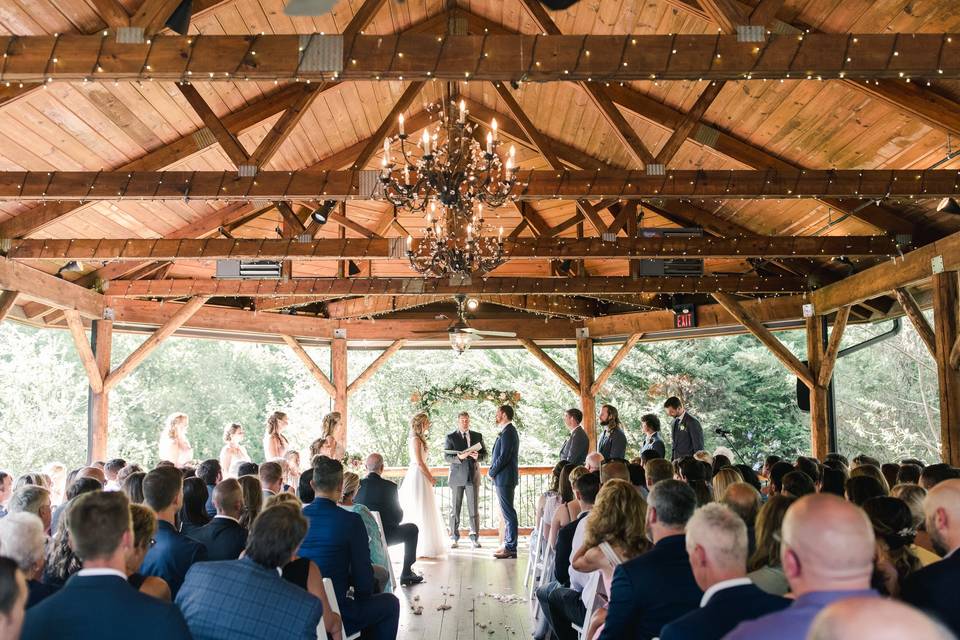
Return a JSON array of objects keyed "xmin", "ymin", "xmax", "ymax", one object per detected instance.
[{"xmin": 392, "ymin": 537, "xmax": 532, "ymax": 639}]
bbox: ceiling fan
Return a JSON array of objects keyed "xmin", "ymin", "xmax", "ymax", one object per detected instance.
[
  {"xmin": 284, "ymin": 0, "xmax": 582, "ymax": 17},
  {"xmin": 413, "ymin": 295, "xmax": 517, "ymax": 354}
]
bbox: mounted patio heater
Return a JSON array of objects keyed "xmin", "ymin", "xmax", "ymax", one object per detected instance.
[
  {"xmin": 215, "ymin": 260, "xmax": 283, "ymax": 279},
  {"xmin": 637, "ymin": 228, "xmax": 705, "ymax": 276}
]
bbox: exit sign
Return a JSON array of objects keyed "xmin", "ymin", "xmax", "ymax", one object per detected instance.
[{"xmin": 674, "ymin": 304, "xmax": 697, "ymax": 329}]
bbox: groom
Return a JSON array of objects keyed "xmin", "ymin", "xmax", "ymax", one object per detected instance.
[
  {"xmin": 444, "ymin": 412, "xmax": 487, "ymax": 549},
  {"xmin": 488, "ymin": 404, "xmax": 519, "ymax": 559}
]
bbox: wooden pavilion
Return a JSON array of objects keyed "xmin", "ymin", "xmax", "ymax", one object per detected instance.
[{"xmin": 0, "ymin": 0, "xmax": 958, "ymax": 466}]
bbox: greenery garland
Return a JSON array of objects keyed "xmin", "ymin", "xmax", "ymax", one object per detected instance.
[{"xmin": 411, "ymin": 380, "xmax": 522, "ymax": 417}]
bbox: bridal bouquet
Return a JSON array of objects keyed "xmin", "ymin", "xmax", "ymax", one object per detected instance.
[{"xmin": 342, "ymin": 452, "xmax": 365, "ymax": 472}]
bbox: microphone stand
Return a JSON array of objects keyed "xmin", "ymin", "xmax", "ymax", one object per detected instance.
[{"xmin": 716, "ymin": 430, "xmax": 747, "ymax": 466}]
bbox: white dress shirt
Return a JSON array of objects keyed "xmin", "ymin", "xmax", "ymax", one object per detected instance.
[
  {"xmin": 700, "ymin": 577, "xmax": 753, "ymax": 607},
  {"xmin": 77, "ymin": 568, "xmax": 127, "ymax": 580}
]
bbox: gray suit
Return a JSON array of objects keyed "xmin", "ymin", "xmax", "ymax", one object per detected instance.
[
  {"xmin": 598, "ymin": 427, "xmax": 627, "ymax": 460},
  {"xmin": 444, "ymin": 429, "xmax": 487, "ymax": 540},
  {"xmin": 559, "ymin": 425, "xmax": 589, "ymax": 466}
]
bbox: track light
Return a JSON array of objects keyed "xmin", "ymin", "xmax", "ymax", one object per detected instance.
[
  {"xmin": 311, "ymin": 200, "xmax": 336, "ymax": 225},
  {"xmin": 557, "ymin": 259, "xmax": 573, "ymax": 275},
  {"xmin": 56, "ymin": 261, "xmax": 83, "ymax": 277},
  {"xmin": 466, "ymin": 298, "xmax": 480, "ymax": 311},
  {"xmin": 937, "ymin": 197, "xmax": 960, "ymax": 215},
  {"xmin": 347, "ymin": 260, "xmax": 361, "ymax": 277},
  {"xmin": 164, "ymin": 0, "xmax": 193, "ymax": 35}
]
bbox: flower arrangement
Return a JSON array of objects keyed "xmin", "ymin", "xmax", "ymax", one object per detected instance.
[
  {"xmin": 342, "ymin": 452, "xmax": 365, "ymax": 473},
  {"xmin": 411, "ymin": 380, "xmax": 521, "ymax": 415}
]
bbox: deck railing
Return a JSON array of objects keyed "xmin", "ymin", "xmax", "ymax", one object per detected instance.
[{"xmin": 381, "ymin": 465, "xmax": 554, "ymax": 536}]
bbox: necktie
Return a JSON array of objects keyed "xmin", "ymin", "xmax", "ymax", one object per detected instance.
[{"xmin": 466, "ymin": 431, "xmax": 470, "ymax": 447}]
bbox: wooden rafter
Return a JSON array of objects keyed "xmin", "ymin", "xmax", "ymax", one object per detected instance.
[
  {"xmin": 894, "ymin": 287, "xmax": 937, "ymax": 358},
  {"xmin": 518, "ymin": 338, "xmax": 580, "ymax": 393},
  {"xmin": 0, "ymin": 257, "xmax": 103, "ymax": 319},
  {"xmin": 817, "ymin": 306, "xmax": 851, "ymax": 387},
  {"xmin": 64, "ymin": 310, "xmax": 104, "ymax": 394},
  {"xmin": 130, "ymin": 0, "xmax": 183, "ymax": 33},
  {"xmin": 281, "ymin": 334, "xmax": 336, "ymax": 397},
  {"xmin": 0, "ymin": 290, "xmax": 20, "ymax": 323},
  {"xmin": 352, "ymin": 81, "xmax": 427, "ymax": 170},
  {"xmin": 104, "ymin": 295, "xmax": 209, "ymax": 390},
  {"xmin": 90, "ymin": 0, "xmax": 130, "ymax": 28},
  {"xmin": 347, "ymin": 340, "xmax": 405, "ymax": 395},
  {"xmin": 590, "ymin": 332, "xmax": 643, "ymax": 396},
  {"xmin": 654, "ymin": 81, "xmax": 726, "ymax": 166},
  {"xmin": 247, "ymin": 84, "xmax": 324, "ymax": 168},
  {"xmin": 698, "ymin": 0, "xmax": 750, "ymax": 33},
  {"xmin": 324, "ymin": 295, "xmax": 441, "ymax": 319}
]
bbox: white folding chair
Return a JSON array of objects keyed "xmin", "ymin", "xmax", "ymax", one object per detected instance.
[
  {"xmin": 322, "ymin": 577, "xmax": 361, "ymax": 640},
  {"xmin": 571, "ymin": 572, "xmax": 603, "ymax": 640},
  {"xmin": 531, "ymin": 543, "xmax": 556, "ymax": 618},
  {"xmin": 370, "ymin": 510, "xmax": 398, "ymax": 590},
  {"xmin": 524, "ymin": 519, "xmax": 542, "ymax": 589}
]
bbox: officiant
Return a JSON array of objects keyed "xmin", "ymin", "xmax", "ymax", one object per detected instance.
[{"xmin": 444, "ymin": 411, "xmax": 487, "ymax": 549}]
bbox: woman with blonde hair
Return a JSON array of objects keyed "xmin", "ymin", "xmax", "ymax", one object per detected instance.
[
  {"xmin": 219, "ymin": 423, "xmax": 250, "ymax": 477},
  {"xmin": 340, "ymin": 471, "xmax": 392, "ymax": 592},
  {"xmin": 262, "ymin": 411, "xmax": 290, "ymax": 461},
  {"xmin": 712, "ymin": 467, "xmax": 743, "ymax": 501},
  {"xmin": 237, "ymin": 474, "xmax": 263, "ymax": 529},
  {"xmin": 747, "ymin": 494, "xmax": 795, "ymax": 595},
  {"xmin": 547, "ymin": 463, "xmax": 586, "ymax": 548},
  {"xmin": 126, "ymin": 504, "xmax": 172, "ymax": 601},
  {"xmin": 398, "ymin": 412, "xmax": 447, "ymax": 558},
  {"xmin": 850, "ymin": 464, "xmax": 891, "ymax": 494},
  {"xmin": 283, "ymin": 450, "xmax": 301, "ymax": 488},
  {"xmin": 42, "ymin": 462, "xmax": 66, "ymax": 506},
  {"xmin": 312, "ymin": 412, "xmax": 346, "ymax": 461},
  {"xmin": 158, "ymin": 413, "xmax": 193, "ymax": 466},
  {"xmin": 571, "ymin": 479, "xmax": 650, "ymax": 639}
]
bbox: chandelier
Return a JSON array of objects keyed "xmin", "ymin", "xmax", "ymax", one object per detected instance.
[{"xmin": 379, "ymin": 100, "xmax": 521, "ymax": 276}]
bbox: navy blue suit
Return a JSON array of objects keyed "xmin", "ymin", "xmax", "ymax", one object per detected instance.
[
  {"xmin": 187, "ymin": 516, "xmax": 248, "ymax": 561},
  {"xmin": 902, "ymin": 550, "xmax": 960, "ymax": 635},
  {"xmin": 204, "ymin": 484, "xmax": 216, "ymax": 518},
  {"xmin": 489, "ymin": 422, "xmax": 520, "ymax": 551},
  {"xmin": 599, "ymin": 535, "xmax": 702, "ymax": 640},
  {"xmin": 140, "ymin": 519, "xmax": 207, "ymax": 598},
  {"xmin": 176, "ymin": 556, "xmax": 323, "ymax": 640},
  {"xmin": 300, "ymin": 497, "xmax": 399, "ymax": 640},
  {"xmin": 22, "ymin": 574, "xmax": 191, "ymax": 640},
  {"xmin": 660, "ymin": 582, "xmax": 791, "ymax": 640},
  {"xmin": 26, "ymin": 580, "xmax": 58, "ymax": 609}
]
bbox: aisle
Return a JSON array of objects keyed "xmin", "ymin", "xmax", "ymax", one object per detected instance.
[{"xmin": 393, "ymin": 537, "xmax": 531, "ymax": 639}]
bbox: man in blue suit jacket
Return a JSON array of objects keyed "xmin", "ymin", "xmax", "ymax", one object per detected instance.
[
  {"xmin": 300, "ymin": 456, "xmax": 400, "ymax": 640},
  {"xmin": 488, "ymin": 404, "xmax": 520, "ymax": 559},
  {"xmin": 177, "ymin": 503, "xmax": 324, "ymax": 640},
  {"xmin": 22, "ymin": 491, "xmax": 191, "ymax": 640},
  {"xmin": 600, "ymin": 480, "xmax": 702, "ymax": 640},
  {"xmin": 187, "ymin": 478, "xmax": 247, "ymax": 561},
  {"xmin": 659, "ymin": 503, "xmax": 789, "ymax": 640},
  {"xmin": 140, "ymin": 466, "xmax": 207, "ymax": 597}
]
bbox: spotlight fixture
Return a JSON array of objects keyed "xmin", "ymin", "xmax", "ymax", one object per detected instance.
[
  {"xmin": 937, "ymin": 197, "xmax": 960, "ymax": 215},
  {"xmin": 347, "ymin": 260, "xmax": 361, "ymax": 277},
  {"xmin": 466, "ymin": 298, "xmax": 480, "ymax": 311},
  {"xmin": 311, "ymin": 200, "xmax": 336, "ymax": 226},
  {"xmin": 556, "ymin": 259, "xmax": 573, "ymax": 275},
  {"xmin": 56, "ymin": 261, "xmax": 83, "ymax": 277},
  {"xmin": 164, "ymin": 0, "xmax": 193, "ymax": 35}
]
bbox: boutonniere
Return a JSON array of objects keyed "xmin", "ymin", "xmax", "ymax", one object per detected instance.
[{"xmin": 679, "ymin": 424, "xmax": 686, "ymax": 431}]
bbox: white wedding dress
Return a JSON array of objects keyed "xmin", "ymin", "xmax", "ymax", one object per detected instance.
[{"xmin": 398, "ymin": 436, "xmax": 448, "ymax": 559}]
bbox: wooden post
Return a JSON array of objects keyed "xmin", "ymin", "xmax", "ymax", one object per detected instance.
[
  {"xmin": 805, "ymin": 316, "xmax": 829, "ymax": 460},
  {"xmin": 331, "ymin": 337, "xmax": 348, "ymax": 446},
  {"xmin": 576, "ymin": 334, "xmax": 597, "ymax": 452},
  {"xmin": 518, "ymin": 338, "xmax": 580, "ymax": 394},
  {"xmin": 933, "ymin": 271, "xmax": 960, "ymax": 465},
  {"xmin": 0, "ymin": 290, "xmax": 19, "ymax": 322},
  {"xmin": 87, "ymin": 319, "xmax": 112, "ymax": 463},
  {"xmin": 347, "ymin": 340, "xmax": 404, "ymax": 395},
  {"xmin": 894, "ymin": 287, "xmax": 937, "ymax": 358}
]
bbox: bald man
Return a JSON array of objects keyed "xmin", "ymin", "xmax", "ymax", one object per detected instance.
[
  {"xmin": 725, "ymin": 494, "xmax": 877, "ymax": 640},
  {"xmin": 808, "ymin": 597, "xmax": 954, "ymax": 640},
  {"xmin": 901, "ymin": 478, "xmax": 960, "ymax": 635},
  {"xmin": 187, "ymin": 479, "xmax": 247, "ymax": 561}
]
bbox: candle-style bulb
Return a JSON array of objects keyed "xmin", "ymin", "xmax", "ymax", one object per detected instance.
[
  {"xmin": 486, "ymin": 132, "xmax": 493, "ymax": 154},
  {"xmin": 383, "ymin": 138, "xmax": 390, "ymax": 163},
  {"xmin": 491, "ymin": 118, "xmax": 498, "ymax": 141},
  {"xmin": 421, "ymin": 130, "xmax": 430, "ymax": 155},
  {"xmin": 459, "ymin": 99, "xmax": 466, "ymax": 123},
  {"xmin": 406, "ymin": 235, "xmax": 412, "ymax": 249},
  {"xmin": 398, "ymin": 113, "xmax": 405, "ymax": 135}
]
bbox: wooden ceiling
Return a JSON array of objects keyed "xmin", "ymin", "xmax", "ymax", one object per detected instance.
[{"xmin": 0, "ymin": 0, "xmax": 959, "ymax": 341}]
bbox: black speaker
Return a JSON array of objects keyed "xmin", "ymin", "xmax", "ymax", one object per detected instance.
[{"xmin": 796, "ymin": 360, "xmax": 810, "ymax": 412}]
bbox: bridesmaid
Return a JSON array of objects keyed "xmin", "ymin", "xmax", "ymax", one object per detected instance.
[
  {"xmin": 310, "ymin": 412, "xmax": 345, "ymax": 462},
  {"xmin": 158, "ymin": 413, "xmax": 193, "ymax": 466},
  {"xmin": 262, "ymin": 411, "xmax": 290, "ymax": 461},
  {"xmin": 219, "ymin": 423, "xmax": 251, "ymax": 477}
]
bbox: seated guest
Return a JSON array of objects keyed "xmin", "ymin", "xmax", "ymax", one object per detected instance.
[
  {"xmin": 8, "ymin": 486, "xmax": 52, "ymax": 533},
  {"xmin": 760, "ymin": 455, "xmax": 782, "ymax": 492},
  {"xmin": 851, "ymin": 464, "xmax": 891, "ymax": 493},
  {"xmin": 676, "ymin": 457, "xmax": 712, "ymax": 506},
  {"xmin": 297, "ymin": 468, "xmax": 315, "ymax": 503},
  {"xmin": 571, "ymin": 479, "xmax": 649, "ymax": 640},
  {"xmin": 236, "ymin": 474, "xmax": 263, "ymax": 529},
  {"xmin": 186, "ymin": 479, "xmax": 247, "ymax": 561},
  {"xmin": 733, "ymin": 465, "xmax": 763, "ymax": 494},
  {"xmin": 126, "ymin": 504, "xmax": 171, "ymax": 601},
  {"xmin": 726, "ymin": 494, "xmax": 877, "ymax": 640},
  {"xmin": 627, "ymin": 463, "xmax": 645, "ymax": 494},
  {"xmin": 795, "ymin": 456, "xmax": 821, "ymax": 485},
  {"xmin": 0, "ymin": 513, "xmax": 58, "ymax": 608},
  {"xmin": 881, "ymin": 463, "xmax": 901, "ymax": 491},
  {"xmin": 645, "ymin": 458, "xmax": 674, "ymax": 490},
  {"xmin": 547, "ymin": 463, "xmax": 582, "ymax": 548},
  {"xmin": 660, "ymin": 504, "xmax": 789, "ymax": 640},
  {"xmin": 535, "ymin": 461, "xmax": 566, "ymax": 532},
  {"xmin": 902, "ymin": 478, "xmax": 960, "ymax": 636},
  {"xmin": 178, "ymin": 477, "xmax": 211, "ymax": 537},
  {"xmin": 140, "ymin": 466, "xmax": 207, "ymax": 598},
  {"xmin": 898, "ymin": 463, "xmax": 923, "ymax": 485},
  {"xmin": 103, "ymin": 458, "xmax": 126, "ymax": 491},
  {"xmin": 235, "ymin": 461, "xmax": 258, "ymax": 478},
  {"xmin": 600, "ymin": 480, "xmax": 702, "ymax": 640},
  {"xmin": 781, "ymin": 471, "xmax": 815, "ymax": 498},
  {"xmin": 768, "ymin": 461, "xmax": 794, "ymax": 495},
  {"xmin": 846, "ymin": 475, "xmax": 887, "ymax": 506},
  {"xmin": 355, "ymin": 453, "xmax": 422, "ymax": 585},
  {"xmin": 852, "ymin": 454, "xmax": 882, "ymax": 469},
  {"xmin": 22, "ymin": 491, "xmax": 191, "ymax": 640},
  {"xmin": 891, "ymin": 483, "xmax": 939, "ymax": 563},
  {"xmin": 639, "ymin": 414, "xmax": 665, "ymax": 459},
  {"xmin": 599, "ymin": 460, "xmax": 629, "ymax": 484},
  {"xmin": 862, "ymin": 496, "xmax": 922, "ymax": 597},
  {"xmin": 301, "ymin": 457, "xmax": 400, "ymax": 640},
  {"xmin": 340, "ymin": 471, "xmax": 392, "ymax": 593},
  {"xmin": 808, "ymin": 596, "xmax": 954, "ymax": 640},
  {"xmin": 585, "ymin": 452, "xmax": 604, "ymax": 473},
  {"xmin": 176, "ymin": 503, "xmax": 324, "ymax": 640},
  {"xmin": 258, "ymin": 461, "xmax": 283, "ymax": 499},
  {"xmin": 0, "ymin": 557, "xmax": 27, "ymax": 640},
  {"xmin": 746, "ymin": 495, "xmax": 794, "ymax": 596},
  {"xmin": 42, "ymin": 501, "xmax": 81, "ymax": 588},
  {"xmin": 712, "ymin": 467, "xmax": 743, "ymax": 500},
  {"xmin": 122, "ymin": 471, "xmax": 146, "ymax": 504},
  {"xmin": 722, "ymin": 482, "xmax": 761, "ymax": 554},
  {"xmin": 817, "ymin": 467, "xmax": 846, "ymax": 496},
  {"xmin": 195, "ymin": 459, "xmax": 221, "ymax": 518}
]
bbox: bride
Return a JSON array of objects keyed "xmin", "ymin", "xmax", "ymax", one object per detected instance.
[{"xmin": 398, "ymin": 413, "xmax": 448, "ymax": 559}]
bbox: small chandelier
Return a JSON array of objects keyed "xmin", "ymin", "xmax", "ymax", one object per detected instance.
[
  {"xmin": 380, "ymin": 100, "xmax": 520, "ymax": 213},
  {"xmin": 405, "ymin": 201, "xmax": 506, "ymax": 277}
]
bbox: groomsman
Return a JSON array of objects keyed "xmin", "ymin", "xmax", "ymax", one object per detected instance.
[
  {"xmin": 665, "ymin": 396, "xmax": 704, "ymax": 460},
  {"xmin": 597, "ymin": 404, "xmax": 627, "ymax": 460},
  {"xmin": 444, "ymin": 412, "xmax": 487, "ymax": 549},
  {"xmin": 558, "ymin": 408, "xmax": 589, "ymax": 466},
  {"xmin": 489, "ymin": 405, "xmax": 519, "ymax": 559}
]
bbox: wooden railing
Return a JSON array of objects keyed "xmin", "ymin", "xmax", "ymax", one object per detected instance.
[{"xmin": 381, "ymin": 465, "xmax": 554, "ymax": 536}]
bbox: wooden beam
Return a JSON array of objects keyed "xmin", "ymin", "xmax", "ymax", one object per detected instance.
[
  {"xmin": 331, "ymin": 337, "xmax": 348, "ymax": 444},
  {"xmin": 590, "ymin": 333, "xmax": 642, "ymax": 396},
  {"xmin": 347, "ymin": 340, "xmax": 404, "ymax": 395},
  {"xmin": 951, "ymin": 335, "xmax": 960, "ymax": 371},
  {"xmin": 342, "ymin": 0, "xmax": 390, "ymax": 39},
  {"xmin": 713, "ymin": 293, "xmax": 815, "ymax": 388},
  {"xmin": 87, "ymin": 319, "xmax": 112, "ymax": 463},
  {"xmin": 0, "ymin": 169, "xmax": 951, "ymax": 201},
  {"xmin": 281, "ymin": 334, "xmax": 336, "ymax": 397},
  {"xmin": 817, "ymin": 306, "xmax": 851, "ymax": 388},
  {"xmin": 325, "ymin": 211, "xmax": 380, "ymax": 239},
  {"xmin": 177, "ymin": 83, "xmax": 251, "ymax": 167},
  {"xmin": 130, "ymin": 0, "xmax": 182, "ymax": 33},
  {"xmin": 748, "ymin": 0, "xmax": 786, "ymax": 27},
  {"xmin": 516, "ymin": 203, "xmax": 552, "ymax": 237},
  {"xmin": 325, "ymin": 295, "xmax": 441, "ymax": 319},
  {"xmin": 518, "ymin": 338, "xmax": 580, "ymax": 393},
  {"xmin": 0, "ymin": 257, "xmax": 103, "ymax": 319},
  {"xmin": 698, "ymin": 0, "xmax": 750, "ymax": 33},
  {"xmin": 247, "ymin": 84, "xmax": 323, "ymax": 168},
  {"xmin": 104, "ymin": 296, "xmax": 209, "ymax": 390},
  {"xmin": 811, "ymin": 228, "xmax": 960, "ymax": 313},
  {"xmin": 0, "ymin": 290, "xmax": 19, "ymax": 323},
  {"xmin": 805, "ymin": 315, "xmax": 829, "ymax": 460},
  {"xmin": 894, "ymin": 287, "xmax": 937, "ymax": 358},
  {"xmin": 64, "ymin": 310, "xmax": 104, "ymax": 394},
  {"xmin": 476, "ymin": 295, "xmax": 600, "ymax": 318},
  {"xmin": 90, "ymin": 0, "xmax": 130, "ymax": 28},
  {"xmin": 654, "ymin": 81, "xmax": 726, "ymax": 166},
  {"xmin": 352, "ymin": 81, "xmax": 426, "ymax": 170},
  {"xmin": 933, "ymin": 271, "xmax": 960, "ymax": 465},
  {"xmin": 103, "ymin": 274, "xmax": 809, "ymax": 298},
  {"xmin": 577, "ymin": 335, "xmax": 598, "ymax": 451}
]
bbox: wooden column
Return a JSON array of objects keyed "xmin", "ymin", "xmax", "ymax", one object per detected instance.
[
  {"xmin": 0, "ymin": 290, "xmax": 19, "ymax": 322},
  {"xmin": 87, "ymin": 319, "xmax": 112, "ymax": 463},
  {"xmin": 331, "ymin": 337, "xmax": 348, "ymax": 446},
  {"xmin": 933, "ymin": 271, "xmax": 960, "ymax": 466},
  {"xmin": 576, "ymin": 335, "xmax": 597, "ymax": 452},
  {"xmin": 805, "ymin": 316, "xmax": 830, "ymax": 460}
]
